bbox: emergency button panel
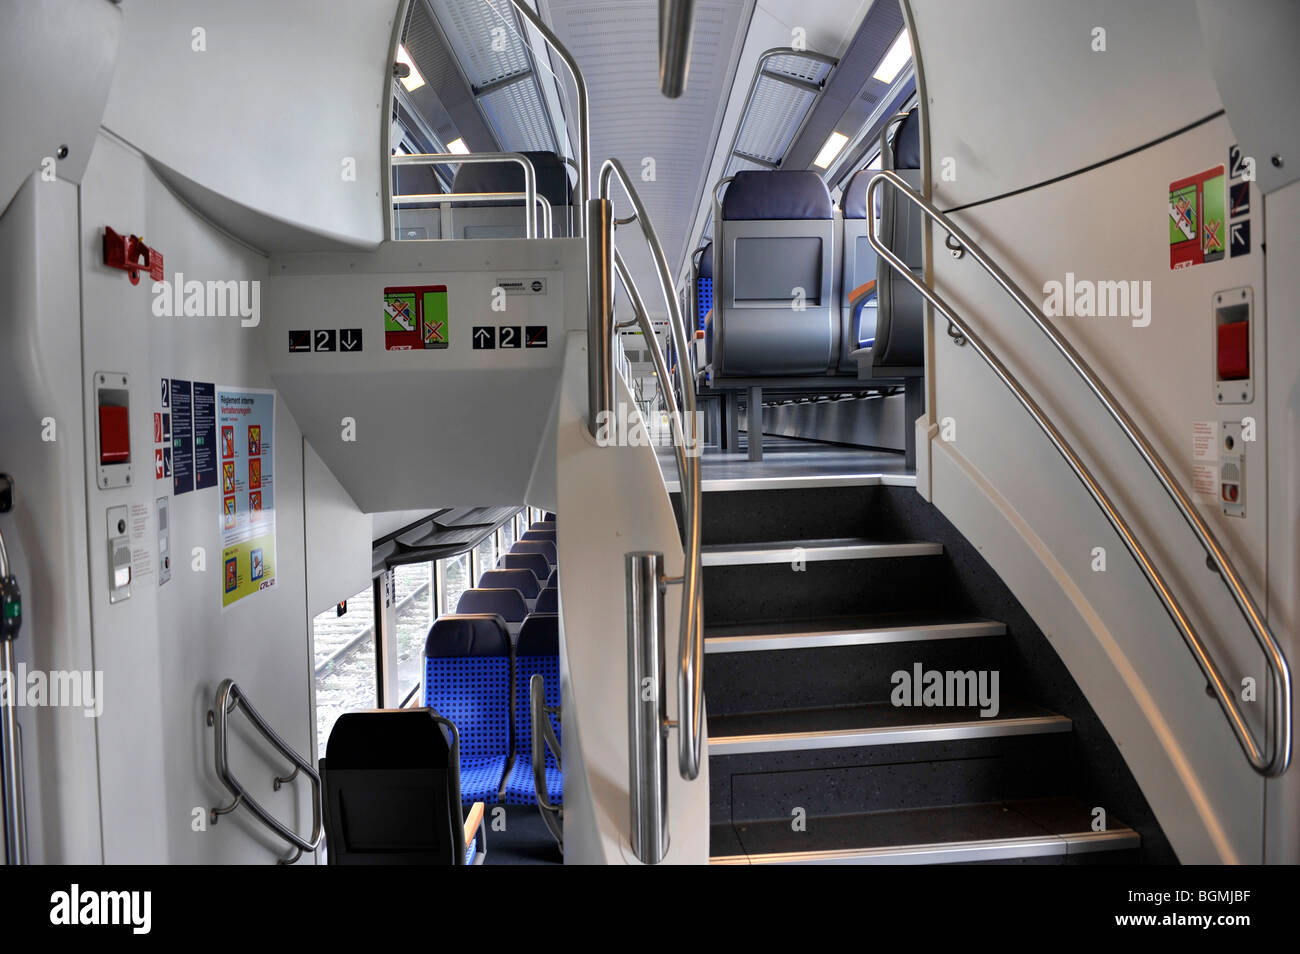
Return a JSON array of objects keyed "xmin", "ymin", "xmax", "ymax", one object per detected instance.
[
  {"xmin": 1213, "ymin": 287, "xmax": 1253, "ymax": 405},
  {"xmin": 95, "ymin": 372, "xmax": 133, "ymax": 490}
]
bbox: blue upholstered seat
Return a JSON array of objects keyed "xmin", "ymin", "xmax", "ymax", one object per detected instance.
[
  {"xmin": 477, "ymin": 568, "xmax": 540, "ymax": 600},
  {"xmin": 499, "ymin": 551, "xmax": 550, "ymax": 582},
  {"xmin": 456, "ymin": 587, "xmax": 528, "ymax": 623},
  {"xmin": 511, "ymin": 540, "xmax": 557, "ymax": 567},
  {"xmin": 502, "ymin": 614, "xmax": 562, "ymax": 805},
  {"xmin": 534, "ymin": 587, "xmax": 559, "ymax": 614},
  {"xmin": 423, "ymin": 614, "xmax": 513, "ymax": 804}
]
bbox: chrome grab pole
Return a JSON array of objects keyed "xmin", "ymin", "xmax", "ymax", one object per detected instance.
[
  {"xmin": 391, "ymin": 153, "xmax": 537, "ymax": 238},
  {"xmin": 506, "ymin": 0, "xmax": 589, "ymax": 232},
  {"xmin": 658, "ymin": 0, "xmax": 696, "ymax": 98},
  {"xmin": 866, "ymin": 170, "xmax": 1291, "ymax": 777},
  {"xmin": 626, "ymin": 552, "xmax": 668, "ymax": 864},
  {"xmin": 0, "ymin": 518, "xmax": 26, "ymax": 865},
  {"xmin": 586, "ymin": 198, "xmax": 615, "ymax": 438}
]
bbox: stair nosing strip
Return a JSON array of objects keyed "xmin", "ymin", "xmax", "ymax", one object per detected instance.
[
  {"xmin": 704, "ymin": 620, "xmax": 1007, "ymax": 653},
  {"xmin": 701, "ymin": 540, "xmax": 943, "ymax": 566},
  {"xmin": 709, "ymin": 826, "xmax": 1138, "ymax": 865},
  {"xmin": 665, "ymin": 473, "xmax": 918, "ymax": 493},
  {"xmin": 708, "ymin": 713, "xmax": 1072, "ymax": 754}
]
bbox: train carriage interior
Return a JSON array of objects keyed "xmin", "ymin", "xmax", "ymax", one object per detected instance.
[{"xmin": 1, "ymin": 0, "xmax": 1299, "ymax": 888}]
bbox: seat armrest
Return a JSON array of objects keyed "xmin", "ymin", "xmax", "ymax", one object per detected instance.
[
  {"xmin": 847, "ymin": 280, "xmax": 877, "ymax": 308},
  {"xmin": 463, "ymin": 801, "xmax": 485, "ymax": 845}
]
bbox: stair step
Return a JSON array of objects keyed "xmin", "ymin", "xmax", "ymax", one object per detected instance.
[
  {"xmin": 705, "ymin": 614, "xmax": 1005, "ymax": 654},
  {"xmin": 701, "ymin": 538, "xmax": 942, "ymax": 567},
  {"xmin": 708, "ymin": 701, "xmax": 1070, "ymax": 755},
  {"xmin": 710, "ymin": 797, "xmax": 1138, "ymax": 865}
]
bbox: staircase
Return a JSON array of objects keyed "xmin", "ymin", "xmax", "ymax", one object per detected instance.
[{"xmin": 698, "ymin": 479, "xmax": 1168, "ymax": 865}]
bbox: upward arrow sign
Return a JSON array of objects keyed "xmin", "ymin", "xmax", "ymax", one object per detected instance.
[{"xmin": 472, "ymin": 326, "xmax": 495, "ymax": 349}]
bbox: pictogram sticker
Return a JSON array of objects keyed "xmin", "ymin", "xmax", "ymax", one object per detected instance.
[
  {"xmin": 249, "ymin": 457, "xmax": 261, "ymax": 489},
  {"xmin": 525, "ymin": 325, "xmax": 548, "ymax": 348},
  {"xmin": 289, "ymin": 329, "xmax": 311, "ymax": 353},
  {"xmin": 222, "ymin": 462, "xmax": 236, "ymax": 494},
  {"xmin": 385, "ymin": 285, "xmax": 448, "ymax": 351},
  {"xmin": 472, "ymin": 326, "xmax": 496, "ymax": 349},
  {"xmin": 1169, "ymin": 165, "xmax": 1225, "ymax": 269},
  {"xmin": 1230, "ymin": 219, "xmax": 1250, "ymax": 257},
  {"xmin": 499, "ymin": 326, "xmax": 521, "ymax": 348}
]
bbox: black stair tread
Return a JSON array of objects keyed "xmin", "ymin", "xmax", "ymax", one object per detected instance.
[
  {"xmin": 710, "ymin": 797, "xmax": 1136, "ymax": 861},
  {"xmin": 709, "ymin": 699, "xmax": 1066, "ymax": 739},
  {"xmin": 702, "ymin": 537, "xmax": 941, "ymax": 557},
  {"xmin": 704, "ymin": 610, "xmax": 1005, "ymax": 639}
]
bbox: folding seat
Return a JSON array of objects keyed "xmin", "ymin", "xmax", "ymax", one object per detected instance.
[
  {"xmin": 710, "ymin": 170, "xmax": 838, "ymax": 378},
  {"xmin": 456, "ymin": 588, "xmax": 529, "ymax": 639},
  {"xmin": 502, "ymin": 614, "xmax": 562, "ymax": 806},
  {"xmin": 869, "ymin": 107, "xmax": 925, "ymax": 378},
  {"xmin": 499, "ymin": 551, "xmax": 550, "ymax": 583},
  {"xmin": 511, "ymin": 539, "xmax": 557, "ymax": 567},
  {"xmin": 321, "ymin": 708, "xmax": 485, "ymax": 864},
  {"xmin": 477, "ymin": 568, "xmax": 540, "ymax": 601},
  {"xmin": 838, "ymin": 168, "xmax": 880, "ymax": 372},
  {"xmin": 449, "ymin": 151, "xmax": 573, "ymax": 239},
  {"xmin": 423, "ymin": 615, "xmax": 513, "ymax": 805},
  {"xmin": 535, "ymin": 587, "xmax": 559, "ymax": 614}
]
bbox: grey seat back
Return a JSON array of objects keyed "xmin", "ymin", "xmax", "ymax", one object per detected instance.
[
  {"xmin": 448, "ymin": 151, "xmax": 572, "ymax": 239},
  {"xmin": 392, "ymin": 163, "xmax": 444, "ymax": 240},
  {"xmin": 838, "ymin": 168, "xmax": 880, "ymax": 373},
  {"xmin": 714, "ymin": 170, "xmax": 838, "ymax": 378}
]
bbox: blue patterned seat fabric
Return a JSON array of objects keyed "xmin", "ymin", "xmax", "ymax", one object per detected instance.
[
  {"xmin": 423, "ymin": 614, "xmax": 513, "ymax": 804},
  {"xmin": 502, "ymin": 614, "xmax": 562, "ymax": 805}
]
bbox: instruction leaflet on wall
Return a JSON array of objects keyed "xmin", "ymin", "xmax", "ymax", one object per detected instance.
[{"xmin": 217, "ymin": 387, "xmax": 276, "ymax": 607}]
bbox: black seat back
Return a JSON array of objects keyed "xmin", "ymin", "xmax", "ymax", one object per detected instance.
[
  {"xmin": 321, "ymin": 708, "xmax": 469, "ymax": 865},
  {"xmin": 873, "ymin": 107, "xmax": 925, "ymax": 375}
]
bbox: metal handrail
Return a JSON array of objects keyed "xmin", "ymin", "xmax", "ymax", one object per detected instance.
[
  {"xmin": 529, "ymin": 674, "xmax": 563, "ymax": 850},
  {"xmin": 866, "ymin": 169, "xmax": 1291, "ymax": 777},
  {"xmin": 506, "ymin": 0, "xmax": 589, "ymax": 232},
  {"xmin": 599, "ymin": 157, "xmax": 704, "ymax": 781},
  {"xmin": 391, "ymin": 153, "xmax": 538, "ymax": 238},
  {"xmin": 392, "ymin": 190, "xmax": 553, "ymax": 238},
  {"xmin": 209, "ymin": 679, "xmax": 323, "ymax": 861}
]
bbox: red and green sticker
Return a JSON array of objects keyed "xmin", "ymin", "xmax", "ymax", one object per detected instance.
[
  {"xmin": 384, "ymin": 285, "xmax": 448, "ymax": 350},
  {"xmin": 1169, "ymin": 165, "xmax": 1225, "ymax": 269}
]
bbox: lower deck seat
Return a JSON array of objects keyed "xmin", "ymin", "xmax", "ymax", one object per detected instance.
[{"xmin": 502, "ymin": 614, "xmax": 562, "ymax": 805}]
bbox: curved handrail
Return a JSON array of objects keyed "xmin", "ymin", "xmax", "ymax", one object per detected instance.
[
  {"xmin": 391, "ymin": 152, "xmax": 539, "ymax": 238},
  {"xmin": 866, "ymin": 169, "xmax": 1291, "ymax": 776},
  {"xmin": 599, "ymin": 157, "xmax": 704, "ymax": 781},
  {"xmin": 391, "ymin": 190, "xmax": 553, "ymax": 238},
  {"xmin": 209, "ymin": 679, "xmax": 323, "ymax": 860},
  {"xmin": 530, "ymin": 674, "xmax": 564, "ymax": 850},
  {"xmin": 506, "ymin": 0, "xmax": 589, "ymax": 232}
]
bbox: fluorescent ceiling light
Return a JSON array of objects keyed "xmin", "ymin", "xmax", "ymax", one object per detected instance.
[
  {"xmin": 396, "ymin": 44, "xmax": 425, "ymax": 92},
  {"xmin": 872, "ymin": 30, "xmax": 912, "ymax": 83},
  {"xmin": 813, "ymin": 131, "xmax": 849, "ymax": 169},
  {"xmin": 447, "ymin": 137, "xmax": 470, "ymax": 155}
]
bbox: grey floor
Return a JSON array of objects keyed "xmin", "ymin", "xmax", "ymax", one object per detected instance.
[{"xmin": 661, "ymin": 434, "xmax": 912, "ymax": 491}]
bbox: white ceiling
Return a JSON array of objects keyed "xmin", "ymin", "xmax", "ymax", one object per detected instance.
[{"xmin": 540, "ymin": 0, "xmax": 754, "ymax": 315}]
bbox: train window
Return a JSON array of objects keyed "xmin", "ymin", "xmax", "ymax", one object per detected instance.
[
  {"xmin": 498, "ymin": 515, "xmax": 517, "ymax": 553},
  {"xmin": 472, "ymin": 534, "xmax": 498, "ymax": 582},
  {"xmin": 392, "ymin": 563, "xmax": 436, "ymax": 705},
  {"xmin": 312, "ymin": 582, "xmax": 378, "ymax": 758},
  {"xmin": 439, "ymin": 552, "xmax": 471, "ymax": 616}
]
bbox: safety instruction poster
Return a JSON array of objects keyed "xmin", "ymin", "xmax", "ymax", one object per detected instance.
[
  {"xmin": 1169, "ymin": 165, "xmax": 1225, "ymax": 269},
  {"xmin": 217, "ymin": 387, "xmax": 276, "ymax": 608}
]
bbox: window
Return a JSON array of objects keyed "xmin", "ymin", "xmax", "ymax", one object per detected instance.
[
  {"xmin": 393, "ymin": 562, "xmax": 435, "ymax": 705},
  {"xmin": 440, "ymin": 552, "xmax": 471, "ymax": 615},
  {"xmin": 312, "ymin": 583, "xmax": 377, "ymax": 758},
  {"xmin": 473, "ymin": 534, "xmax": 497, "ymax": 581}
]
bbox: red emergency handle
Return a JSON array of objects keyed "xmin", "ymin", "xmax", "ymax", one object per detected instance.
[
  {"xmin": 103, "ymin": 227, "xmax": 164, "ymax": 286},
  {"xmin": 1217, "ymin": 321, "xmax": 1249, "ymax": 380}
]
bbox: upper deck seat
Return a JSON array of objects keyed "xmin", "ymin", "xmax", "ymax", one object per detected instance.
[
  {"xmin": 544, "ymin": 568, "xmax": 558, "ymax": 590},
  {"xmin": 520, "ymin": 529, "xmax": 556, "ymax": 543},
  {"xmin": 511, "ymin": 540, "xmax": 557, "ymax": 567},
  {"xmin": 711, "ymin": 170, "xmax": 838, "ymax": 379},
  {"xmin": 869, "ymin": 107, "xmax": 925, "ymax": 378},
  {"xmin": 449, "ymin": 151, "xmax": 573, "ymax": 239},
  {"xmin": 532, "ymin": 520, "xmax": 556, "ymax": 531},
  {"xmin": 499, "ymin": 551, "xmax": 550, "ymax": 583},
  {"xmin": 320, "ymin": 708, "xmax": 484, "ymax": 864},
  {"xmin": 423, "ymin": 615, "xmax": 514, "ymax": 804},
  {"xmin": 501, "ymin": 614, "xmax": 562, "ymax": 806},
  {"xmin": 542, "ymin": 511, "xmax": 557, "ymax": 522},
  {"xmin": 391, "ymin": 163, "xmax": 444, "ymax": 241}
]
